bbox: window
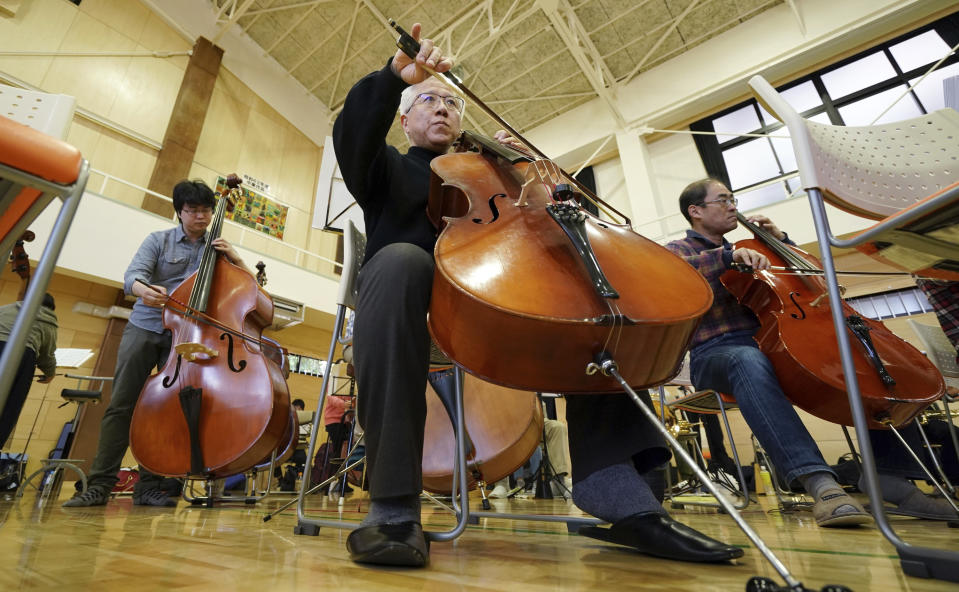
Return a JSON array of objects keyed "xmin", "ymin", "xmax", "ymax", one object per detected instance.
[
  {"xmin": 846, "ymin": 287, "xmax": 935, "ymax": 321},
  {"xmin": 691, "ymin": 12, "xmax": 959, "ymax": 209},
  {"xmin": 287, "ymin": 353, "xmax": 328, "ymax": 377}
]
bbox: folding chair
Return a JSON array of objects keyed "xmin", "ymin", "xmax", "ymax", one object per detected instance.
[
  {"xmin": 750, "ymin": 74, "xmax": 959, "ymax": 583},
  {"xmin": 659, "ymin": 359, "xmax": 750, "ymax": 510},
  {"xmin": 292, "ymin": 221, "xmax": 469, "ymax": 542},
  {"xmin": 16, "ymin": 374, "xmax": 110, "ymax": 501},
  {"xmin": 0, "ymin": 92, "xmax": 88, "ymax": 425},
  {"xmin": 906, "ymin": 318, "xmax": 959, "ymax": 493}
]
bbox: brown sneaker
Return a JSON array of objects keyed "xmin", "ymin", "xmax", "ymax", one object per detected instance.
[{"xmin": 814, "ymin": 488, "xmax": 873, "ymax": 527}]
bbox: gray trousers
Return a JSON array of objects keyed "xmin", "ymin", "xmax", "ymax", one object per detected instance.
[
  {"xmin": 354, "ymin": 244, "xmax": 434, "ymax": 499},
  {"xmin": 353, "ymin": 243, "xmax": 669, "ymax": 500},
  {"xmin": 87, "ymin": 323, "xmax": 170, "ymax": 494}
]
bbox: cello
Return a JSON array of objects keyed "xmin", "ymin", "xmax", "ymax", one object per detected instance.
[
  {"xmin": 129, "ymin": 175, "xmax": 291, "ymax": 478},
  {"xmin": 720, "ymin": 211, "xmax": 944, "ymax": 429},
  {"xmin": 421, "ymin": 371, "xmax": 542, "ymax": 493},
  {"xmin": 426, "ymin": 131, "xmax": 712, "ymax": 393}
]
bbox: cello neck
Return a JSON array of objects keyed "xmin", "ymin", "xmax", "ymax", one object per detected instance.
[
  {"xmin": 389, "ymin": 20, "xmax": 630, "ymax": 226},
  {"xmin": 735, "ymin": 211, "xmax": 814, "ymax": 271}
]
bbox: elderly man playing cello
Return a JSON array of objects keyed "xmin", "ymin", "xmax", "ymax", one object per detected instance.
[{"xmin": 332, "ymin": 24, "xmax": 741, "ymax": 568}]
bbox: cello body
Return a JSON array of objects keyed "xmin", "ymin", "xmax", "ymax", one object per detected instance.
[
  {"xmin": 130, "ymin": 248, "xmax": 290, "ymax": 478},
  {"xmin": 721, "ymin": 237, "xmax": 944, "ymax": 429},
  {"xmin": 427, "ymin": 150, "xmax": 713, "ymax": 392},
  {"xmin": 421, "ymin": 372, "xmax": 542, "ymax": 493}
]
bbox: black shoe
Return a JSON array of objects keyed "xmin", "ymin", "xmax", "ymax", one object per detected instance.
[
  {"xmin": 579, "ymin": 512, "xmax": 744, "ymax": 563},
  {"xmin": 346, "ymin": 521, "xmax": 429, "ymax": 567}
]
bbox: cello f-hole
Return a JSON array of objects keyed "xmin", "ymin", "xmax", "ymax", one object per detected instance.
[
  {"xmin": 471, "ymin": 193, "xmax": 508, "ymax": 224},
  {"xmin": 788, "ymin": 292, "xmax": 806, "ymax": 320},
  {"xmin": 221, "ymin": 332, "xmax": 247, "ymax": 373}
]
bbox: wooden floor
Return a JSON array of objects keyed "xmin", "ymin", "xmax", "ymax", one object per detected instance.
[{"xmin": 1, "ymin": 486, "xmax": 957, "ymax": 591}]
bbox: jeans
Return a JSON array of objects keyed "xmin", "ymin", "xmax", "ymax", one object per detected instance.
[
  {"xmin": 87, "ymin": 323, "xmax": 171, "ymax": 494},
  {"xmin": 689, "ymin": 330, "xmax": 834, "ymax": 486}
]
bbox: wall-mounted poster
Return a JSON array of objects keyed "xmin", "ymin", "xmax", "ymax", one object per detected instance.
[{"xmin": 214, "ymin": 176, "xmax": 288, "ymax": 240}]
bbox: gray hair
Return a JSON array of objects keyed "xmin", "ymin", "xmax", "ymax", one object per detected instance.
[{"xmin": 398, "ymin": 80, "xmax": 465, "ymax": 116}]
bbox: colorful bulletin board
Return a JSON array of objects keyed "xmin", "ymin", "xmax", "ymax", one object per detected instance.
[{"xmin": 214, "ymin": 176, "xmax": 288, "ymax": 240}]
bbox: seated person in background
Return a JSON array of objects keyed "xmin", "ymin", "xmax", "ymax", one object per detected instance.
[
  {"xmin": 915, "ymin": 279, "xmax": 959, "ymax": 367},
  {"xmin": 867, "ymin": 422, "xmax": 959, "ymax": 519},
  {"xmin": 0, "ymin": 293, "xmax": 58, "ymax": 449},
  {"xmin": 323, "ymin": 392, "xmax": 353, "ymax": 458},
  {"xmin": 291, "ymin": 398, "xmax": 312, "ymax": 476},
  {"xmin": 666, "ymin": 177, "xmax": 872, "ymax": 528}
]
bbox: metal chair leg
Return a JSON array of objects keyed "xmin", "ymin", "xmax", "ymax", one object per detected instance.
[
  {"xmin": 809, "ymin": 189, "xmax": 959, "ymax": 583},
  {"xmin": 590, "ymin": 352, "xmax": 807, "ymax": 591}
]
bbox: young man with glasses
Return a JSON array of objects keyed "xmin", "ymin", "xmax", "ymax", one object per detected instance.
[
  {"xmin": 332, "ymin": 25, "xmax": 741, "ymax": 568},
  {"xmin": 63, "ymin": 180, "xmax": 248, "ymax": 508},
  {"xmin": 666, "ymin": 177, "xmax": 875, "ymax": 527}
]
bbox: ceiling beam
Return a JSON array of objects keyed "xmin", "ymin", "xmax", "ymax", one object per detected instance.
[
  {"xmin": 622, "ymin": 0, "xmax": 700, "ymax": 85},
  {"xmin": 539, "ymin": 0, "xmax": 624, "ymax": 126},
  {"xmin": 212, "ymin": 0, "xmax": 258, "ymax": 44}
]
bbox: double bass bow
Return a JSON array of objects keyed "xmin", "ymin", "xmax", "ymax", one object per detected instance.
[
  {"xmin": 390, "ymin": 22, "xmax": 713, "ymax": 392},
  {"xmin": 720, "ymin": 211, "xmax": 944, "ymax": 429},
  {"xmin": 129, "ymin": 175, "xmax": 291, "ymax": 478}
]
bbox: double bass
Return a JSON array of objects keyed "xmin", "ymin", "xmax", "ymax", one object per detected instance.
[
  {"xmin": 721, "ymin": 211, "xmax": 944, "ymax": 429},
  {"xmin": 130, "ymin": 176, "xmax": 290, "ymax": 478}
]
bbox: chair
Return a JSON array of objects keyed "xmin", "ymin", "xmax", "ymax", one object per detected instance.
[
  {"xmin": 908, "ymin": 318, "xmax": 959, "ymax": 386},
  {"xmin": 292, "ymin": 221, "xmax": 472, "ymax": 541},
  {"xmin": 0, "ymin": 91, "xmax": 88, "ymax": 420},
  {"xmin": 750, "ymin": 74, "xmax": 959, "ymax": 583},
  {"xmin": 660, "ymin": 359, "xmax": 751, "ymax": 510},
  {"xmin": 16, "ymin": 374, "xmax": 109, "ymax": 501},
  {"xmin": 906, "ymin": 318, "xmax": 959, "ymax": 490}
]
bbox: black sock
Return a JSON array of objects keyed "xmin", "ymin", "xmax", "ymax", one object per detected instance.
[
  {"xmin": 572, "ymin": 462, "xmax": 665, "ymax": 523},
  {"xmin": 359, "ymin": 495, "xmax": 421, "ymax": 527}
]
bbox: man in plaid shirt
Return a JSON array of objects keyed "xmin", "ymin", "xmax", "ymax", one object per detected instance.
[{"xmin": 666, "ymin": 177, "xmax": 872, "ymax": 528}]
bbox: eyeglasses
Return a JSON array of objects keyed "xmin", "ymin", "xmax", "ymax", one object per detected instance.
[
  {"xmin": 406, "ymin": 92, "xmax": 465, "ymax": 114},
  {"xmin": 181, "ymin": 207, "xmax": 213, "ymax": 217},
  {"xmin": 700, "ymin": 195, "xmax": 738, "ymax": 208}
]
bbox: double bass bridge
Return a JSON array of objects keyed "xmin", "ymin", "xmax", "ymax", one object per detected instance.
[{"xmin": 175, "ymin": 342, "xmax": 219, "ymax": 362}]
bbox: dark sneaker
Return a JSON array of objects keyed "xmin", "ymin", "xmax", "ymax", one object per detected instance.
[
  {"xmin": 63, "ymin": 487, "xmax": 108, "ymax": 507},
  {"xmin": 133, "ymin": 488, "xmax": 177, "ymax": 507}
]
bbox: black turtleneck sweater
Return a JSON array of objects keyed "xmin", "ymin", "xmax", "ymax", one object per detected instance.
[{"xmin": 332, "ymin": 62, "xmax": 443, "ymax": 264}]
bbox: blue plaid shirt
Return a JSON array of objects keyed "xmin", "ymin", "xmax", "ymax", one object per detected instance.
[{"xmin": 666, "ymin": 230, "xmax": 760, "ymax": 349}]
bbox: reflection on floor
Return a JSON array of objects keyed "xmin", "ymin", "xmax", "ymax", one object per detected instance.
[{"xmin": 0, "ymin": 487, "xmax": 956, "ymax": 591}]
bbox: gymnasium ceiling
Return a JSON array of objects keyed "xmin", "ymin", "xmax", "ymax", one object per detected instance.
[{"xmin": 206, "ymin": 0, "xmax": 795, "ymax": 148}]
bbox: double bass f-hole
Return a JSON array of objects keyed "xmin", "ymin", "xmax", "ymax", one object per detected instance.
[
  {"xmin": 471, "ymin": 193, "xmax": 508, "ymax": 224},
  {"xmin": 220, "ymin": 332, "xmax": 247, "ymax": 373}
]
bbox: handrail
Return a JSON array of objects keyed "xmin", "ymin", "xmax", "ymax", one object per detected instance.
[{"xmin": 89, "ymin": 167, "xmax": 342, "ymax": 271}]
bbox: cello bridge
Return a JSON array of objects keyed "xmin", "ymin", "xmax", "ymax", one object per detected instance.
[
  {"xmin": 809, "ymin": 284, "xmax": 847, "ymax": 308},
  {"xmin": 517, "ymin": 159, "xmax": 563, "ymax": 207},
  {"xmin": 175, "ymin": 342, "xmax": 219, "ymax": 361}
]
